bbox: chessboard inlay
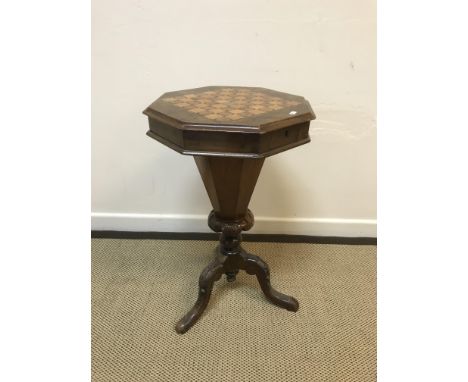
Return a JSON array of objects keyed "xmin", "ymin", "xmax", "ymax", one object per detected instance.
[{"xmin": 162, "ymin": 87, "xmax": 301, "ymax": 122}]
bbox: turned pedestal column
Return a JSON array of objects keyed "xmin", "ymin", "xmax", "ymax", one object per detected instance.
[{"xmin": 144, "ymin": 86, "xmax": 316, "ymax": 333}]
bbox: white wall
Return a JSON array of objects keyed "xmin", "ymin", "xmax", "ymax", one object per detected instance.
[{"xmin": 92, "ymin": 0, "xmax": 376, "ymax": 236}]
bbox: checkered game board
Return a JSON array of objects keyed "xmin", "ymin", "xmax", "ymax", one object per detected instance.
[{"xmin": 161, "ymin": 87, "xmax": 301, "ymax": 122}]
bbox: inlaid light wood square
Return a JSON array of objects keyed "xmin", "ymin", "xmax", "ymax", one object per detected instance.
[{"xmin": 162, "ymin": 87, "xmax": 301, "ymax": 122}]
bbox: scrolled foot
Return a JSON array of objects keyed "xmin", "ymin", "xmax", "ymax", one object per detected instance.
[
  {"xmin": 175, "ymin": 259, "xmax": 224, "ymax": 334},
  {"xmin": 243, "ymin": 253, "xmax": 299, "ymax": 312}
]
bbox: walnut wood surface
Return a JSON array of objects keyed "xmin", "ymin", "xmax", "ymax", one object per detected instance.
[
  {"xmin": 144, "ymin": 86, "xmax": 315, "ymax": 158},
  {"xmin": 195, "ymin": 156, "xmax": 264, "ymax": 220},
  {"xmin": 144, "ymin": 86, "xmax": 314, "ymax": 129},
  {"xmin": 161, "ymin": 87, "xmax": 301, "ymax": 123},
  {"xmin": 145, "ymin": 86, "xmax": 309, "ymax": 333},
  {"xmin": 175, "ymin": 246, "xmax": 299, "ymax": 334},
  {"xmin": 175, "ymin": 204, "xmax": 300, "ymax": 333}
]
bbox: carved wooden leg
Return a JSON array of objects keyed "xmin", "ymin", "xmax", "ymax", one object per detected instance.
[
  {"xmin": 175, "ymin": 258, "xmax": 225, "ymax": 334},
  {"xmin": 225, "ymin": 270, "xmax": 238, "ymax": 282},
  {"xmin": 243, "ymin": 252, "xmax": 299, "ymax": 312}
]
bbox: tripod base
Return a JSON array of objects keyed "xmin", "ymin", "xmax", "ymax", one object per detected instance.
[
  {"xmin": 175, "ymin": 246, "xmax": 299, "ymax": 334},
  {"xmin": 175, "ymin": 155, "xmax": 299, "ymax": 334}
]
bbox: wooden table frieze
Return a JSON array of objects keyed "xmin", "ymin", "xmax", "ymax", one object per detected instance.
[{"xmin": 144, "ymin": 86, "xmax": 316, "ymax": 333}]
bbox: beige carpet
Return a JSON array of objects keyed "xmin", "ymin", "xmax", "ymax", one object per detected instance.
[{"xmin": 92, "ymin": 238, "xmax": 376, "ymax": 382}]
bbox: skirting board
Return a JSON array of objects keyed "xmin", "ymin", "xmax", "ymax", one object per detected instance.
[{"xmin": 91, "ymin": 212, "xmax": 376, "ymax": 238}]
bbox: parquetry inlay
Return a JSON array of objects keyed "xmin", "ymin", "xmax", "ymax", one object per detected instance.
[{"xmin": 162, "ymin": 87, "xmax": 301, "ymax": 122}]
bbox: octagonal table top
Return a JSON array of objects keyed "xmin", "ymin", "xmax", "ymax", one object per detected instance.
[{"xmin": 144, "ymin": 86, "xmax": 316, "ymax": 158}]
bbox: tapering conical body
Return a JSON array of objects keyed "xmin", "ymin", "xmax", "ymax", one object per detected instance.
[{"xmin": 194, "ymin": 156, "xmax": 264, "ymax": 220}]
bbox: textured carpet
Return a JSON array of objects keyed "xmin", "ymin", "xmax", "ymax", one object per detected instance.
[{"xmin": 92, "ymin": 238, "xmax": 376, "ymax": 382}]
